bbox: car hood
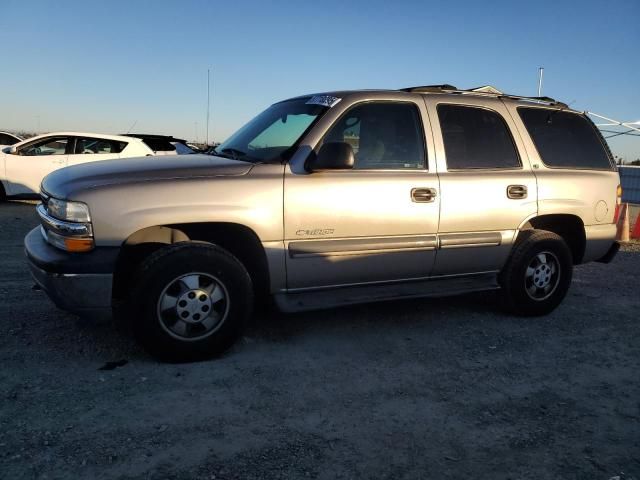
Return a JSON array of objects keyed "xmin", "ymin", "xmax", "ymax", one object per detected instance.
[{"xmin": 41, "ymin": 154, "xmax": 255, "ymax": 199}]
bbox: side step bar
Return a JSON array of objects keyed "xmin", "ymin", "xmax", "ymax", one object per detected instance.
[{"xmin": 274, "ymin": 272, "xmax": 500, "ymax": 313}]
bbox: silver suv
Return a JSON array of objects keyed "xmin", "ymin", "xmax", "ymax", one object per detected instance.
[{"xmin": 25, "ymin": 85, "xmax": 621, "ymax": 361}]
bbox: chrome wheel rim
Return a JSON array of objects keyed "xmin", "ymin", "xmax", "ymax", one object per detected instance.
[
  {"xmin": 524, "ymin": 251, "xmax": 560, "ymax": 301},
  {"xmin": 156, "ymin": 272, "xmax": 229, "ymax": 341}
]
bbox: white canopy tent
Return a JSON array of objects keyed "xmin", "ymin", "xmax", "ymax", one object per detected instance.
[{"xmin": 587, "ymin": 112, "xmax": 640, "ymax": 139}]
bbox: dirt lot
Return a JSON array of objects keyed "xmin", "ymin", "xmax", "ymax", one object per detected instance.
[{"xmin": 1, "ymin": 201, "xmax": 639, "ymax": 480}]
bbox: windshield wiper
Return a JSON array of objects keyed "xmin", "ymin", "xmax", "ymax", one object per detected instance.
[
  {"xmin": 212, "ymin": 147, "xmax": 263, "ymax": 164},
  {"xmin": 216, "ymin": 147, "xmax": 247, "ymax": 160}
]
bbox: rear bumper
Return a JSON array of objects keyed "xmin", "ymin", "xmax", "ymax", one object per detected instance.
[
  {"xmin": 24, "ymin": 227, "xmax": 118, "ymax": 317},
  {"xmin": 583, "ymin": 224, "xmax": 618, "ymax": 263},
  {"xmin": 595, "ymin": 241, "xmax": 620, "ymax": 264}
]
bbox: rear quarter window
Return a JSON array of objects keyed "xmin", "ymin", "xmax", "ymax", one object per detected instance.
[
  {"xmin": 142, "ymin": 138, "xmax": 176, "ymax": 152},
  {"xmin": 518, "ymin": 107, "xmax": 613, "ymax": 170}
]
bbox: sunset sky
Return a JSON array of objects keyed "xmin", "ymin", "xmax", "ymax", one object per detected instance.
[{"xmin": 2, "ymin": 0, "xmax": 638, "ymax": 160}]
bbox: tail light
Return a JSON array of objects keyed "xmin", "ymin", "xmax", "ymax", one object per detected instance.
[{"xmin": 613, "ymin": 185, "xmax": 622, "ymax": 223}]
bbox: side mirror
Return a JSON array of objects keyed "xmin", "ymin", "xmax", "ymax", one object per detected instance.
[
  {"xmin": 307, "ymin": 142, "xmax": 355, "ymax": 171},
  {"xmin": 3, "ymin": 145, "xmax": 17, "ymax": 154}
]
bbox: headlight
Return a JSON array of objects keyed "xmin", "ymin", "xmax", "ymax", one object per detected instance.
[
  {"xmin": 47, "ymin": 198, "xmax": 91, "ymax": 223},
  {"xmin": 37, "ymin": 198, "xmax": 94, "ymax": 253}
]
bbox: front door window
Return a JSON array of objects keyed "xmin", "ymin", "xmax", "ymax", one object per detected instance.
[
  {"xmin": 320, "ymin": 102, "xmax": 426, "ymax": 170},
  {"xmin": 19, "ymin": 137, "xmax": 70, "ymax": 156}
]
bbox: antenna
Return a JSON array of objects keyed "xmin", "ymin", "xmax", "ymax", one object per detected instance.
[
  {"xmin": 538, "ymin": 67, "xmax": 544, "ymax": 97},
  {"xmin": 126, "ymin": 120, "xmax": 137, "ymax": 134},
  {"xmin": 206, "ymin": 69, "xmax": 210, "ymax": 146}
]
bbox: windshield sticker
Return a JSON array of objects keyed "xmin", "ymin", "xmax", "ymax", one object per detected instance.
[{"xmin": 306, "ymin": 95, "xmax": 342, "ymax": 108}]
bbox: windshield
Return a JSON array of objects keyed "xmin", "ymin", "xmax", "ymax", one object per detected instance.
[{"xmin": 213, "ymin": 98, "xmax": 328, "ymax": 163}]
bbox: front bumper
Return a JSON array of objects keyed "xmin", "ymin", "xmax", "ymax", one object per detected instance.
[{"xmin": 24, "ymin": 227, "xmax": 119, "ymax": 317}]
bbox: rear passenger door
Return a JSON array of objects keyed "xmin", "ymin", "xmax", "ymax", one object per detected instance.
[
  {"xmin": 424, "ymin": 97, "xmax": 538, "ymax": 275},
  {"xmin": 67, "ymin": 137, "xmax": 125, "ymax": 166}
]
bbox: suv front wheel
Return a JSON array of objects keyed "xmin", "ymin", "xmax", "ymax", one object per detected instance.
[
  {"xmin": 129, "ymin": 242, "xmax": 253, "ymax": 362},
  {"xmin": 500, "ymin": 229, "xmax": 573, "ymax": 316}
]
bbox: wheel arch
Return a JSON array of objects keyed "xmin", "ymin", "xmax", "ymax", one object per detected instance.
[
  {"xmin": 517, "ymin": 214, "xmax": 586, "ymax": 264},
  {"xmin": 0, "ymin": 181, "xmax": 6, "ymax": 201},
  {"xmin": 113, "ymin": 222, "xmax": 271, "ymax": 300}
]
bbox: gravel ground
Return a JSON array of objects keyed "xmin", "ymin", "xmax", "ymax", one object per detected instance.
[{"xmin": 0, "ymin": 201, "xmax": 639, "ymax": 480}]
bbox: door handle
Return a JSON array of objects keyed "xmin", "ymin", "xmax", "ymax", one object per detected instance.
[
  {"xmin": 507, "ymin": 185, "xmax": 527, "ymax": 199},
  {"xmin": 411, "ymin": 188, "xmax": 437, "ymax": 203}
]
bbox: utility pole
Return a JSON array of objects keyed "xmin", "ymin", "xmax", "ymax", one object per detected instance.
[
  {"xmin": 537, "ymin": 67, "xmax": 544, "ymax": 97},
  {"xmin": 206, "ymin": 69, "xmax": 210, "ymax": 146}
]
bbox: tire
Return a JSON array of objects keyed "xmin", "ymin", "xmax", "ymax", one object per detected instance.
[
  {"xmin": 129, "ymin": 242, "xmax": 253, "ymax": 362},
  {"xmin": 499, "ymin": 229, "xmax": 573, "ymax": 316},
  {"xmin": 0, "ymin": 182, "xmax": 6, "ymax": 202}
]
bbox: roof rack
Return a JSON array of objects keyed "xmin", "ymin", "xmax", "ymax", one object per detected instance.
[
  {"xmin": 399, "ymin": 84, "xmax": 459, "ymax": 93},
  {"xmin": 500, "ymin": 94, "xmax": 568, "ymax": 108},
  {"xmin": 399, "ymin": 84, "xmax": 567, "ymax": 108}
]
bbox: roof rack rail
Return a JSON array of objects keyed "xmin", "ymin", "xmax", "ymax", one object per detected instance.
[
  {"xmin": 399, "ymin": 84, "xmax": 458, "ymax": 93},
  {"xmin": 399, "ymin": 84, "xmax": 567, "ymax": 108},
  {"xmin": 499, "ymin": 94, "xmax": 568, "ymax": 108}
]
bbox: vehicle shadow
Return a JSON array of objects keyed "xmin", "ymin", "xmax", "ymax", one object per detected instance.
[
  {"xmin": 36, "ymin": 289, "xmax": 503, "ymax": 364},
  {"xmin": 247, "ymin": 289, "xmax": 503, "ymax": 343}
]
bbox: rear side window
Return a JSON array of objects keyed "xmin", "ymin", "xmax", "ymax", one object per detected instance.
[
  {"xmin": 75, "ymin": 137, "xmax": 127, "ymax": 154},
  {"xmin": 518, "ymin": 108, "xmax": 612, "ymax": 169},
  {"xmin": 437, "ymin": 105, "xmax": 520, "ymax": 169}
]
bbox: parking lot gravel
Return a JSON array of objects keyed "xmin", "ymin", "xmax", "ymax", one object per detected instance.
[{"xmin": 1, "ymin": 200, "xmax": 639, "ymax": 480}]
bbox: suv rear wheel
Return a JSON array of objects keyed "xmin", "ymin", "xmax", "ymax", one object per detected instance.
[
  {"xmin": 500, "ymin": 229, "xmax": 573, "ymax": 316},
  {"xmin": 129, "ymin": 242, "xmax": 253, "ymax": 362}
]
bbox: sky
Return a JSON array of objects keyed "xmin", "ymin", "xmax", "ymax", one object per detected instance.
[{"xmin": 1, "ymin": 0, "xmax": 639, "ymax": 160}]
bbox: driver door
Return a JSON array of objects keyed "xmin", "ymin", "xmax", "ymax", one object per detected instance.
[
  {"xmin": 284, "ymin": 99, "xmax": 440, "ymax": 289},
  {"xmin": 5, "ymin": 135, "xmax": 71, "ymax": 195}
]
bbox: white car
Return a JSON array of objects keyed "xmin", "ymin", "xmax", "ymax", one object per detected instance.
[
  {"xmin": 0, "ymin": 131, "xmax": 23, "ymax": 148},
  {"xmin": 0, "ymin": 132, "xmax": 159, "ymax": 199}
]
